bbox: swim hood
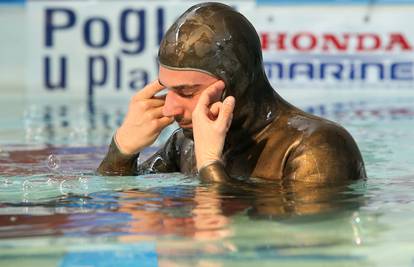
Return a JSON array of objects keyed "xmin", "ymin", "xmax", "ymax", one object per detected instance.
[{"xmin": 158, "ymin": 2, "xmax": 279, "ymax": 148}]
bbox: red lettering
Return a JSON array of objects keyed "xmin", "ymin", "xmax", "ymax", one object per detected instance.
[
  {"xmin": 292, "ymin": 32, "xmax": 317, "ymax": 52},
  {"xmin": 385, "ymin": 33, "xmax": 412, "ymax": 51},
  {"xmin": 321, "ymin": 33, "xmax": 350, "ymax": 52},
  {"xmin": 356, "ymin": 33, "xmax": 381, "ymax": 51},
  {"xmin": 260, "ymin": 32, "xmax": 287, "ymax": 51},
  {"xmin": 260, "ymin": 32, "xmax": 412, "ymax": 53}
]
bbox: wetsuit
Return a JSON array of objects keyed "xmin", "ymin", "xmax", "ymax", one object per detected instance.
[{"xmin": 98, "ymin": 3, "xmax": 366, "ymax": 184}]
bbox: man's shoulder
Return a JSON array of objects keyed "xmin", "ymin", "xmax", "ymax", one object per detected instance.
[
  {"xmin": 307, "ymin": 117, "xmax": 354, "ymax": 147},
  {"xmin": 281, "ymin": 110, "xmax": 352, "ymax": 143},
  {"xmin": 282, "ymin": 112, "xmax": 366, "ymax": 182},
  {"xmin": 290, "ymin": 113, "xmax": 363, "ymax": 168}
]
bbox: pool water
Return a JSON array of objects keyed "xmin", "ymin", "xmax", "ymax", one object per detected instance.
[{"xmin": 0, "ymin": 90, "xmax": 414, "ymax": 267}]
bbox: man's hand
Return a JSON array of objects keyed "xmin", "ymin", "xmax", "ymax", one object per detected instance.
[
  {"xmin": 192, "ymin": 81, "xmax": 235, "ymax": 170},
  {"xmin": 115, "ymin": 80, "xmax": 174, "ymax": 155}
]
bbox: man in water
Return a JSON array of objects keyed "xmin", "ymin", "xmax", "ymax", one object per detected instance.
[{"xmin": 98, "ymin": 3, "xmax": 366, "ymax": 183}]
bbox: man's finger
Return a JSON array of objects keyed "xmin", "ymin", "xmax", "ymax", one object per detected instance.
[
  {"xmin": 145, "ymin": 106, "xmax": 166, "ymax": 120},
  {"xmin": 130, "ymin": 98, "xmax": 165, "ymax": 112},
  {"xmin": 156, "ymin": 116, "xmax": 175, "ymax": 130},
  {"xmin": 197, "ymin": 80, "xmax": 225, "ymax": 109},
  {"xmin": 143, "ymin": 99, "xmax": 165, "ymax": 108},
  {"xmin": 209, "ymin": 102, "xmax": 222, "ymax": 120},
  {"xmin": 217, "ymin": 96, "xmax": 235, "ymax": 128},
  {"xmin": 134, "ymin": 80, "xmax": 165, "ymax": 100}
]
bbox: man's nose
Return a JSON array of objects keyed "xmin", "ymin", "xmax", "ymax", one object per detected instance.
[{"xmin": 162, "ymin": 91, "xmax": 184, "ymax": 117}]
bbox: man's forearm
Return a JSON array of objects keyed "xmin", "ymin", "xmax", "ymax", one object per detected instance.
[{"xmin": 97, "ymin": 137, "xmax": 139, "ymax": 176}]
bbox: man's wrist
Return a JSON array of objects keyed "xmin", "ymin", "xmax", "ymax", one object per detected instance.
[
  {"xmin": 114, "ymin": 129, "xmax": 140, "ymax": 156},
  {"xmin": 198, "ymin": 160, "xmax": 230, "ymax": 182},
  {"xmin": 197, "ymin": 158, "xmax": 223, "ymax": 172}
]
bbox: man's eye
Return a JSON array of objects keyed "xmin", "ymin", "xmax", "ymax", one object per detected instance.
[{"xmin": 179, "ymin": 93, "xmax": 194, "ymax": 98}]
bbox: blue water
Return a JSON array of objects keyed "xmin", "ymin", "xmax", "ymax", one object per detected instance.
[{"xmin": 1, "ymin": 90, "xmax": 414, "ymax": 266}]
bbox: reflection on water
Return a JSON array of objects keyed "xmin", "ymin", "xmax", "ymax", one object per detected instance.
[
  {"xmin": 0, "ymin": 160, "xmax": 371, "ymax": 266},
  {"xmin": 0, "ymin": 145, "xmax": 376, "ymax": 266},
  {"xmin": 0, "ymin": 147, "xmax": 368, "ymax": 239},
  {"xmin": 23, "ymin": 100, "xmax": 123, "ymax": 146},
  {"xmin": 0, "ymin": 95, "xmax": 414, "ymax": 266}
]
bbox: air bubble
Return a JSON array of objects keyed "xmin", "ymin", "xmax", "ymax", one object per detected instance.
[
  {"xmin": 47, "ymin": 154, "xmax": 60, "ymax": 170},
  {"xmin": 266, "ymin": 111, "xmax": 273, "ymax": 120}
]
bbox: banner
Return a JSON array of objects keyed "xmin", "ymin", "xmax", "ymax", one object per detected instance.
[
  {"xmin": 26, "ymin": 1, "xmax": 253, "ymax": 100},
  {"xmin": 27, "ymin": 1, "xmax": 414, "ymax": 101},
  {"xmin": 256, "ymin": 5, "xmax": 414, "ymax": 89}
]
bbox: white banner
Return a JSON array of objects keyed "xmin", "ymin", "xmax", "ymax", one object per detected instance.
[
  {"xmin": 253, "ymin": 5, "xmax": 414, "ymax": 89},
  {"xmin": 26, "ymin": 1, "xmax": 254, "ymax": 99},
  {"xmin": 27, "ymin": 1, "xmax": 414, "ymax": 100}
]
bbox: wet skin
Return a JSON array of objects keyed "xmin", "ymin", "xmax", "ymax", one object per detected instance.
[{"xmin": 98, "ymin": 3, "xmax": 366, "ymax": 184}]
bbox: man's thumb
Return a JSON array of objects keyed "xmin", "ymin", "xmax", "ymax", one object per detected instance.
[{"xmin": 218, "ymin": 96, "xmax": 235, "ymax": 125}]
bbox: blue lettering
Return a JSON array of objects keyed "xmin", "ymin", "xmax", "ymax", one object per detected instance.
[
  {"xmin": 45, "ymin": 8, "xmax": 76, "ymax": 47},
  {"xmin": 361, "ymin": 63, "xmax": 384, "ymax": 80},
  {"xmin": 320, "ymin": 63, "xmax": 343, "ymax": 80},
  {"xmin": 87, "ymin": 55, "xmax": 108, "ymax": 97},
  {"xmin": 289, "ymin": 63, "xmax": 314, "ymax": 79},
  {"xmin": 264, "ymin": 62, "xmax": 283, "ymax": 80},
  {"xmin": 120, "ymin": 9, "xmax": 146, "ymax": 55},
  {"xmin": 129, "ymin": 69, "xmax": 148, "ymax": 90},
  {"xmin": 157, "ymin": 7, "xmax": 165, "ymax": 45},
  {"xmin": 115, "ymin": 56, "xmax": 122, "ymax": 89},
  {"xmin": 44, "ymin": 56, "xmax": 67, "ymax": 90},
  {"xmin": 391, "ymin": 62, "xmax": 413, "ymax": 80},
  {"xmin": 84, "ymin": 18, "xmax": 110, "ymax": 48}
]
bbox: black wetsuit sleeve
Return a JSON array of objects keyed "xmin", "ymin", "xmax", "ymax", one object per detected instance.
[
  {"xmin": 96, "ymin": 138, "xmax": 139, "ymax": 176},
  {"xmin": 198, "ymin": 161, "xmax": 232, "ymax": 182},
  {"xmin": 97, "ymin": 132, "xmax": 180, "ymax": 176},
  {"xmin": 283, "ymin": 125, "xmax": 366, "ymax": 184}
]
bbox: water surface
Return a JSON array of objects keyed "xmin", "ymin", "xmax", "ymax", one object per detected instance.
[{"xmin": 0, "ymin": 91, "xmax": 414, "ymax": 266}]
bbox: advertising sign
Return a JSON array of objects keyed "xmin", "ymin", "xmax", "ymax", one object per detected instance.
[
  {"xmin": 255, "ymin": 5, "xmax": 414, "ymax": 89},
  {"xmin": 27, "ymin": 1, "xmax": 414, "ymax": 101},
  {"xmin": 26, "ymin": 1, "xmax": 253, "ymax": 100}
]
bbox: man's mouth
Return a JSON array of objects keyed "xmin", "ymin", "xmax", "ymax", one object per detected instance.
[
  {"xmin": 178, "ymin": 122, "xmax": 192, "ymax": 128},
  {"xmin": 175, "ymin": 116, "xmax": 192, "ymax": 128}
]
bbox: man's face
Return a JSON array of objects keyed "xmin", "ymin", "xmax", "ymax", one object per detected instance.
[{"xmin": 158, "ymin": 65, "xmax": 222, "ymax": 129}]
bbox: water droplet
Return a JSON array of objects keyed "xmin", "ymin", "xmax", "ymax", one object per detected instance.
[
  {"xmin": 59, "ymin": 180, "xmax": 66, "ymax": 195},
  {"xmin": 46, "ymin": 178, "xmax": 56, "ymax": 186},
  {"xmin": 47, "ymin": 154, "xmax": 60, "ymax": 170},
  {"xmin": 351, "ymin": 212, "xmax": 363, "ymax": 245},
  {"xmin": 2, "ymin": 178, "xmax": 12, "ymax": 187},
  {"xmin": 78, "ymin": 177, "xmax": 89, "ymax": 191},
  {"xmin": 22, "ymin": 180, "xmax": 32, "ymax": 191},
  {"xmin": 266, "ymin": 111, "xmax": 272, "ymax": 120}
]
